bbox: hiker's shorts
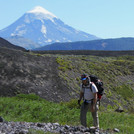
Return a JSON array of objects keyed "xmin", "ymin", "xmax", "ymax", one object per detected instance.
[{"xmin": 80, "ymin": 101, "xmax": 99, "ymax": 128}]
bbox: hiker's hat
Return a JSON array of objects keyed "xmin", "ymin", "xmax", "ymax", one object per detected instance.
[{"xmin": 81, "ymin": 74, "xmax": 87, "ymax": 80}]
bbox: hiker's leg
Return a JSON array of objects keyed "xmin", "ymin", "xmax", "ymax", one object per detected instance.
[
  {"xmin": 91, "ymin": 103, "xmax": 99, "ymax": 128},
  {"xmin": 80, "ymin": 102, "xmax": 89, "ymax": 127}
]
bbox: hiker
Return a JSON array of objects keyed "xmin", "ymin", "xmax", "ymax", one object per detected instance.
[{"xmin": 78, "ymin": 74, "xmax": 99, "ymax": 130}]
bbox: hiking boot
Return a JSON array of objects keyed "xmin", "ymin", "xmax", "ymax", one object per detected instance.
[
  {"xmin": 89, "ymin": 126, "xmax": 96, "ymax": 133},
  {"xmin": 95, "ymin": 128, "xmax": 100, "ymax": 132},
  {"xmin": 89, "ymin": 126, "xmax": 96, "ymax": 129}
]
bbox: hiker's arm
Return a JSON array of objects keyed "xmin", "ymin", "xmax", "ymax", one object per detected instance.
[
  {"xmin": 92, "ymin": 92, "xmax": 97, "ymax": 112},
  {"xmin": 78, "ymin": 91, "xmax": 84, "ymax": 105},
  {"xmin": 79, "ymin": 91, "xmax": 84, "ymax": 101}
]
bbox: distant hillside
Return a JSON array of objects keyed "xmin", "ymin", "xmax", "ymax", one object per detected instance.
[
  {"xmin": 6, "ymin": 36, "xmax": 40, "ymax": 50},
  {"xmin": 0, "ymin": 37, "xmax": 25, "ymax": 51},
  {"xmin": 33, "ymin": 50, "xmax": 134, "ymax": 57},
  {"xmin": 0, "ymin": 48, "xmax": 134, "ymax": 112},
  {"xmin": 35, "ymin": 37, "xmax": 134, "ymax": 51}
]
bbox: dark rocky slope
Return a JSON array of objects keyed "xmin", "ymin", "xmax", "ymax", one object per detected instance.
[{"xmin": 0, "ymin": 47, "xmax": 74, "ymax": 102}]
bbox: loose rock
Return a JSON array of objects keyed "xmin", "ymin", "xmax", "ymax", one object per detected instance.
[
  {"xmin": 114, "ymin": 128, "xmax": 120, "ymax": 133},
  {"xmin": 0, "ymin": 121, "xmax": 119, "ymax": 134},
  {"xmin": 0, "ymin": 116, "xmax": 4, "ymax": 122},
  {"xmin": 115, "ymin": 107, "xmax": 124, "ymax": 113}
]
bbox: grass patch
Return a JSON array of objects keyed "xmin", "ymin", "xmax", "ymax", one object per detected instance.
[
  {"xmin": 56, "ymin": 57, "xmax": 73, "ymax": 72},
  {"xmin": 0, "ymin": 94, "xmax": 134, "ymax": 134},
  {"xmin": 115, "ymin": 84, "xmax": 134, "ymax": 100}
]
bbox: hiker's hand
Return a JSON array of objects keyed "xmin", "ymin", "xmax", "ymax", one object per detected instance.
[{"xmin": 78, "ymin": 99, "xmax": 81, "ymax": 106}]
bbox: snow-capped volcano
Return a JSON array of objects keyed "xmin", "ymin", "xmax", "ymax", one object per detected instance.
[
  {"xmin": 0, "ymin": 6, "xmax": 99, "ymax": 49},
  {"xmin": 26, "ymin": 6, "xmax": 57, "ymax": 23},
  {"xmin": 27, "ymin": 6, "xmax": 57, "ymax": 18}
]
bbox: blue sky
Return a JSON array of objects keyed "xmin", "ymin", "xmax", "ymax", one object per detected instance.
[{"xmin": 0, "ymin": 0, "xmax": 134, "ymax": 39}]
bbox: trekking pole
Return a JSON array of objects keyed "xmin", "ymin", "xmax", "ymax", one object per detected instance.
[{"xmin": 99, "ymin": 100, "xmax": 100, "ymax": 106}]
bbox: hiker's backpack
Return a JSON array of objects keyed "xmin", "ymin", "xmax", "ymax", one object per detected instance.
[{"xmin": 89, "ymin": 75, "xmax": 104, "ymax": 100}]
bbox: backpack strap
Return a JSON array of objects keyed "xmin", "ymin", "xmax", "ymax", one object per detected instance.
[
  {"xmin": 90, "ymin": 82, "xmax": 93, "ymax": 92},
  {"xmin": 90, "ymin": 82, "xmax": 100, "ymax": 103}
]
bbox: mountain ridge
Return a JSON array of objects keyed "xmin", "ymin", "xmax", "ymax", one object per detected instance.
[{"xmin": 34, "ymin": 37, "xmax": 134, "ymax": 51}]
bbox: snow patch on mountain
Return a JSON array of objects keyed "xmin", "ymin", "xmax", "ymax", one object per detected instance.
[
  {"xmin": 45, "ymin": 39, "xmax": 52, "ymax": 43},
  {"xmin": 41, "ymin": 25, "xmax": 47, "ymax": 35},
  {"xmin": 24, "ymin": 15, "xmax": 31, "ymax": 23},
  {"xmin": 56, "ymin": 40, "xmax": 60, "ymax": 42},
  {"xmin": 16, "ymin": 24, "xmax": 25, "ymax": 31},
  {"xmin": 84, "ymin": 35, "xmax": 90, "ymax": 38}
]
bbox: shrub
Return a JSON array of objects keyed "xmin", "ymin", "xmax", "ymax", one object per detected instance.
[
  {"xmin": 63, "ymin": 99, "xmax": 81, "ymax": 109},
  {"xmin": 16, "ymin": 93, "xmax": 42, "ymax": 101},
  {"xmin": 56, "ymin": 57, "xmax": 73, "ymax": 71}
]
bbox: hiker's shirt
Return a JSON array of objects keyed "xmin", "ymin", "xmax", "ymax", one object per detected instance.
[{"xmin": 80, "ymin": 82, "xmax": 98, "ymax": 101}]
